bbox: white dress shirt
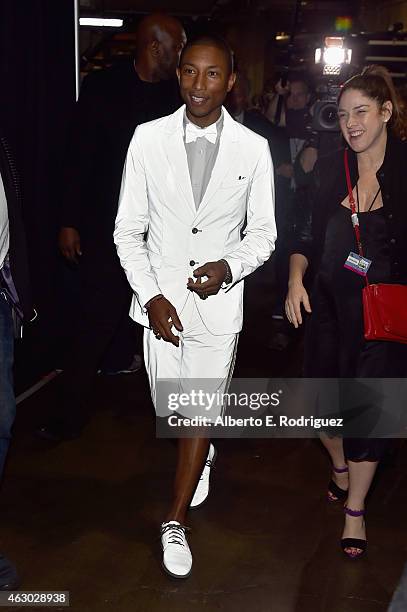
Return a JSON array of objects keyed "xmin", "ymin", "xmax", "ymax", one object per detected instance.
[
  {"xmin": 184, "ymin": 111, "xmax": 224, "ymax": 209},
  {"xmin": 0, "ymin": 171, "xmax": 9, "ymax": 270}
]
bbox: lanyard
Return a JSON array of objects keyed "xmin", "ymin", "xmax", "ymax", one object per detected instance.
[
  {"xmin": 344, "ymin": 149, "xmax": 364, "ymax": 256},
  {"xmin": 344, "ymin": 148, "xmax": 372, "ymax": 286}
]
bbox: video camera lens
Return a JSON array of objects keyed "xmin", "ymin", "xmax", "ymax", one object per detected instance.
[{"xmin": 317, "ymin": 101, "xmax": 338, "ymax": 131}]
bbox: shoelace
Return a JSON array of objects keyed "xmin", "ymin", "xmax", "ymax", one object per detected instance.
[{"xmin": 161, "ymin": 523, "xmax": 190, "ymax": 546}]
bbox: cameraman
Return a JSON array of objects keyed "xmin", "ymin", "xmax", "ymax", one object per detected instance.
[{"xmin": 267, "ymin": 76, "xmax": 313, "ymax": 346}]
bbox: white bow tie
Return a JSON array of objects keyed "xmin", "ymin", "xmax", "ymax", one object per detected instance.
[{"xmin": 185, "ymin": 122, "xmax": 217, "ymax": 144}]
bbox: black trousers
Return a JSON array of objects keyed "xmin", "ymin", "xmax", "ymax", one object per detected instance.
[
  {"xmin": 53, "ymin": 251, "xmax": 139, "ymax": 431},
  {"xmin": 305, "ymin": 276, "xmax": 407, "ymax": 461}
]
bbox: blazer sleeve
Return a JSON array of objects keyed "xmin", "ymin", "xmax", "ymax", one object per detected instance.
[
  {"xmin": 114, "ymin": 128, "xmax": 162, "ymax": 312},
  {"xmin": 222, "ymin": 140, "xmax": 277, "ymax": 287}
]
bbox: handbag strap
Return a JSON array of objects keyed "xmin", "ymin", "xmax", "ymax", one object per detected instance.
[{"xmin": 344, "ymin": 148, "xmax": 369, "ymax": 286}]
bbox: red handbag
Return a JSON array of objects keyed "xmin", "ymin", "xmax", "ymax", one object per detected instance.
[{"xmin": 344, "ymin": 149, "xmax": 407, "ymax": 344}]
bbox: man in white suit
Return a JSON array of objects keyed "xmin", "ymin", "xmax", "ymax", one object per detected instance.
[{"xmin": 114, "ymin": 35, "xmax": 276, "ymax": 578}]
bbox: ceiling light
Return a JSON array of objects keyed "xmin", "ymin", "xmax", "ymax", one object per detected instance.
[{"xmin": 79, "ymin": 17, "xmax": 124, "ymax": 27}]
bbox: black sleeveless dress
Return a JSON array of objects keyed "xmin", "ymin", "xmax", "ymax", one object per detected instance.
[{"xmin": 305, "ymin": 205, "xmax": 407, "ymax": 460}]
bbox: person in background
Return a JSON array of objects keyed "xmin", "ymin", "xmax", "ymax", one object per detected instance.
[
  {"xmin": 0, "ymin": 132, "xmax": 35, "ymax": 590},
  {"xmin": 226, "ymin": 71, "xmax": 290, "ymax": 172},
  {"xmin": 265, "ymin": 76, "xmax": 311, "ymax": 126},
  {"xmin": 263, "ymin": 76, "xmax": 313, "ymax": 344},
  {"xmin": 265, "ymin": 76, "xmax": 312, "ymax": 189},
  {"xmin": 226, "ymin": 72, "xmax": 292, "ymax": 348},
  {"xmin": 36, "ymin": 12, "xmax": 186, "ymax": 442},
  {"xmin": 286, "ymin": 66, "xmax": 407, "ymax": 559}
]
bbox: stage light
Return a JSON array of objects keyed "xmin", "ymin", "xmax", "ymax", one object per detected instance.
[{"xmin": 315, "ymin": 36, "xmax": 352, "ymax": 75}]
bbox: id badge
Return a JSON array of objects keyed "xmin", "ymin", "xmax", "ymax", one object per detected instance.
[{"xmin": 343, "ymin": 251, "xmax": 372, "ymax": 276}]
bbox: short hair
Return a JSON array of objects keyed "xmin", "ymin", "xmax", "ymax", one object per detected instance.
[
  {"xmin": 287, "ymin": 74, "xmax": 312, "ymax": 93},
  {"xmin": 179, "ymin": 34, "xmax": 234, "ymax": 74}
]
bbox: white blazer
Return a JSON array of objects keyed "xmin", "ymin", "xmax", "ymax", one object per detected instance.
[{"xmin": 114, "ymin": 105, "xmax": 277, "ymax": 335}]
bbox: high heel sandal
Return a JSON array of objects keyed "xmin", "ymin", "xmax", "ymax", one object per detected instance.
[
  {"xmin": 341, "ymin": 506, "xmax": 367, "ymax": 559},
  {"xmin": 327, "ymin": 465, "xmax": 348, "ymax": 502}
]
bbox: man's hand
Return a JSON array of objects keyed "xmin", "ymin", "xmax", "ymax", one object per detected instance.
[
  {"xmin": 275, "ymin": 79, "xmax": 290, "ymax": 96},
  {"xmin": 148, "ymin": 297, "xmax": 183, "ymax": 347},
  {"xmin": 277, "ymin": 163, "xmax": 294, "ymax": 179},
  {"xmin": 59, "ymin": 227, "xmax": 82, "ymax": 263},
  {"xmin": 187, "ymin": 261, "xmax": 228, "ymax": 299}
]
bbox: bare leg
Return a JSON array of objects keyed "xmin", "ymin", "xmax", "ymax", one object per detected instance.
[
  {"xmin": 342, "ymin": 459, "xmax": 378, "ymax": 555},
  {"xmin": 165, "ymin": 437, "xmax": 210, "ymax": 524},
  {"xmin": 320, "ymin": 434, "xmax": 349, "ymax": 499}
]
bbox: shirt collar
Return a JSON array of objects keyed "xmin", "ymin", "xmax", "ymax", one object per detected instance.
[{"xmin": 183, "ymin": 109, "xmax": 224, "ymax": 139}]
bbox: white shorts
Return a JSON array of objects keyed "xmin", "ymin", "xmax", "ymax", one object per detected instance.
[{"xmin": 144, "ymin": 294, "xmax": 239, "ymax": 418}]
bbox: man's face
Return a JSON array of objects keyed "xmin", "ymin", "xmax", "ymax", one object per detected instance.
[
  {"xmin": 157, "ymin": 25, "xmax": 186, "ymax": 80},
  {"xmin": 286, "ymin": 81, "xmax": 310, "ymax": 110},
  {"xmin": 177, "ymin": 44, "xmax": 236, "ymax": 127}
]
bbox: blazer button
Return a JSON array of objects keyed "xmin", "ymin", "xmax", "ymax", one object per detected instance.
[
  {"xmin": 192, "ymin": 228, "xmax": 198, "ymax": 234},
  {"xmin": 390, "ymin": 238, "xmax": 396, "ymax": 244},
  {"xmin": 388, "ymin": 213, "xmax": 393, "ymax": 219},
  {"xmin": 189, "ymin": 260, "xmax": 196, "ymax": 266}
]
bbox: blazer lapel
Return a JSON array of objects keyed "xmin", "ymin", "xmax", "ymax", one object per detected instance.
[
  {"xmin": 195, "ymin": 108, "xmax": 239, "ymax": 216},
  {"xmin": 164, "ymin": 106, "xmax": 196, "ymax": 216},
  {"xmin": 197, "ymin": 131, "xmax": 239, "ymax": 214}
]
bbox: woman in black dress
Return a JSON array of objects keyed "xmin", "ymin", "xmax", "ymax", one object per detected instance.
[{"xmin": 285, "ymin": 66, "xmax": 407, "ymax": 559}]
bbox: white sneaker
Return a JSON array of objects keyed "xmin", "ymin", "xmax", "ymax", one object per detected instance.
[
  {"xmin": 190, "ymin": 443, "xmax": 216, "ymax": 509},
  {"xmin": 160, "ymin": 521, "xmax": 192, "ymax": 578}
]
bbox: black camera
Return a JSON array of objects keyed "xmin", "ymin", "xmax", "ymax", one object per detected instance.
[
  {"xmin": 311, "ymin": 37, "xmax": 353, "ymax": 133},
  {"xmin": 311, "ymin": 83, "xmax": 342, "ymax": 132}
]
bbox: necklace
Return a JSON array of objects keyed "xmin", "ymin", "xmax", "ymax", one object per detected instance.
[{"xmin": 355, "ymin": 183, "xmax": 381, "ymax": 213}]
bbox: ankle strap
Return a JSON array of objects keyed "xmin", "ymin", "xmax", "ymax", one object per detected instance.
[
  {"xmin": 344, "ymin": 506, "xmax": 365, "ymax": 517},
  {"xmin": 333, "ymin": 464, "xmax": 349, "ymax": 474}
]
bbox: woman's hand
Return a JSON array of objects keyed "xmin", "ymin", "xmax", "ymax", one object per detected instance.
[{"xmin": 285, "ymin": 280, "xmax": 312, "ymax": 328}]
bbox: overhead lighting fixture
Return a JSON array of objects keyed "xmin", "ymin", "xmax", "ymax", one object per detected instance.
[
  {"xmin": 275, "ymin": 32, "xmax": 289, "ymax": 41},
  {"xmin": 79, "ymin": 17, "xmax": 124, "ymax": 27}
]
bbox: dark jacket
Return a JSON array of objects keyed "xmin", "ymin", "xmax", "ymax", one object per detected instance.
[
  {"xmin": 291, "ymin": 133, "xmax": 407, "ymax": 283},
  {"xmin": 243, "ymin": 109, "xmax": 290, "ymax": 168},
  {"xmin": 242, "ymin": 110, "xmax": 291, "ymax": 232},
  {"xmin": 0, "ymin": 134, "xmax": 33, "ymax": 319},
  {"xmin": 60, "ymin": 61, "xmax": 181, "ymax": 260}
]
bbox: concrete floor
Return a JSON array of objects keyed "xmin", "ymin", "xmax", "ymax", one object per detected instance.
[{"xmin": 2, "ymin": 270, "xmax": 407, "ymax": 611}]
